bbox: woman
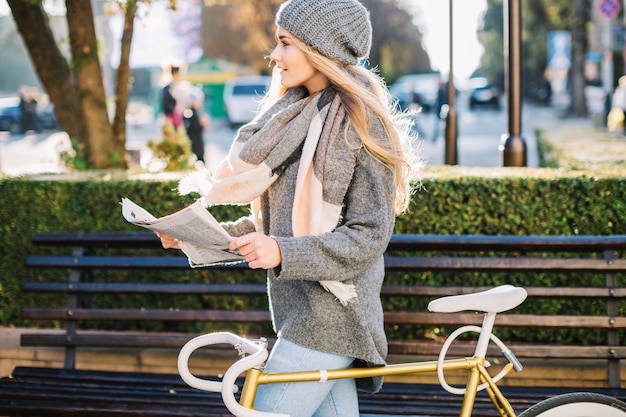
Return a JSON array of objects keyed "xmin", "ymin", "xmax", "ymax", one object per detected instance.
[
  {"xmin": 161, "ymin": 63, "xmax": 190, "ymax": 129},
  {"xmin": 159, "ymin": 0, "xmax": 420, "ymax": 415}
]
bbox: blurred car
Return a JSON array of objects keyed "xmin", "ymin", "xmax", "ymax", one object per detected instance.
[
  {"xmin": 468, "ymin": 79, "xmax": 500, "ymax": 110},
  {"xmin": 0, "ymin": 96, "xmax": 59, "ymax": 134},
  {"xmin": 389, "ymin": 73, "xmax": 442, "ymax": 112},
  {"xmin": 223, "ymin": 76, "xmax": 271, "ymax": 126},
  {"xmin": 0, "ymin": 97, "xmax": 21, "ymax": 134}
]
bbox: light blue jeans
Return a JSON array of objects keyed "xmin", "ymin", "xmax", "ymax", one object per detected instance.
[{"xmin": 253, "ymin": 338, "xmax": 359, "ymax": 417}]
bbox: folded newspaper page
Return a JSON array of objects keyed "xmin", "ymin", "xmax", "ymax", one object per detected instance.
[{"xmin": 121, "ymin": 198, "xmax": 244, "ymax": 267}]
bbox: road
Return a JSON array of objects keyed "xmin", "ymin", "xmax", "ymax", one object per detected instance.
[{"xmin": 0, "ymin": 92, "xmax": 559, "ymax": 176}]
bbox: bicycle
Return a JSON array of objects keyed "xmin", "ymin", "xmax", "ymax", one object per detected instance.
[{"xmin": 177, "ymin": 285, "xmax": 626, "ymax": 417}]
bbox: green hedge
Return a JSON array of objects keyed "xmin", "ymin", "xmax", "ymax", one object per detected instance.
[{"xmin": 1, "ymin": 167, "xmax": 625, "ymax": 344}]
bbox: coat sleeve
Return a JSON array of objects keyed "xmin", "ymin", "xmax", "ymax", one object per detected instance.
[{"xmin": 272, "ymin": 148, "xmax": 396, "ymax": 282}]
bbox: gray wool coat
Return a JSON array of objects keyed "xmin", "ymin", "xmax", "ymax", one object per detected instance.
[{"xmin": 222, "ymin": 116, "xmax": 395, "ymax": 393}]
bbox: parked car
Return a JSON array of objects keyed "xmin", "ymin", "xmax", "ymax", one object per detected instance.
[
  {"xmin": 0, "ymin": 96, "xmax": 59, "ymax": 134},
  {"xmin": 389, "ymin": 73, "xmax": 442, "ymax": 113},
  {"xmin": 468, "ymin": 78, "xmax": 500, "ymax": 110},
  {"xmin": 0, "ymin": 97, "xmax": 21, "ymax": 134},
  {"xmin": 223, "ymin": 76, "xmax": 271, "ymax": 126}
]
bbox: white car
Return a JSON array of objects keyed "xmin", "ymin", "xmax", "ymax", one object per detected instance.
[{"xmin": 223, "ymin": 76, "xmax": 271, "ymax": 126}]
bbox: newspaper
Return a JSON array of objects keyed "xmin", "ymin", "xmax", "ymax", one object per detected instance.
[{"xmin": 121, "ymin": 197, "xmax": 244, "ymax": 267}]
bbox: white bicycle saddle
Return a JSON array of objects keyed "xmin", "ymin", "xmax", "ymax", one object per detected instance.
[{"xmin": 428, "ymin": 285, "xmax": 527, "ymax": 314}]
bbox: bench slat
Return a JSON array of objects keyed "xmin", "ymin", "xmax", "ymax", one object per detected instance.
[
  {"xmin": 22, "ymin": 281, "xmax": 268, "ymax": 294},
  {"xmin": 21, "ymin": 281, "xmax": 626, "ymax": 299},
  {"xmin": 387, "ymin": 340, "xmax": 626, "ymax": 359},
  {"xmin": 22, "ymin": 308, "xmax": 271, "ymax": 322},
  {"xmin": 31, "ymin": 232, "xmax": 626, "ymax": 252},
  {"xmin": 385, "ymin": 312, "xmax": 626, "ymax": 329},
  {"xmin": 26, "ymin": 255, "xmax": 242, "ymax": 269},
  {"xmin": 21, "ymin": 307, "xmax": 626, "ymax": 329},
  {"xmin": 385, "ymin": 256, "xmax": 626, "ymax": 272},
  {"xmin": 20, "ymin": 332, "xmax": 626, "ymax": 360},
  {"xmin": 27, "ymin": 254, "xmax": 626, "ymax": 272},
  {"xmin": 20, "ymin": 333, "xmax": 200, "ymax": 349},
  {"xmin": 381, "ymin": 285, "xmax": 626, "ymax": 298},
  {"xmin": 32, "ymin": 231, "xmax": 164, "ymax": 249},
  {"xmin": 386, "ymin": 234, "xmax": 626, "ymax": 252}
]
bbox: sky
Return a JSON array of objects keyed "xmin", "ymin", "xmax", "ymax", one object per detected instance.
[{"xmin": 405, "ymin": 0, "xmax": 488, "ymax": 79}]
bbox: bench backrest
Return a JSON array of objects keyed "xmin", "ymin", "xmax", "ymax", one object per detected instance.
[{"xmin": 22, "ymin": 232, "xmax": 626, "ymax": 388}]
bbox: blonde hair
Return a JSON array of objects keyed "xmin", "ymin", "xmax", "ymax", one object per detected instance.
[{"xmin": 264, "ymin": 37, "xmax": 420, "ymax": 214}]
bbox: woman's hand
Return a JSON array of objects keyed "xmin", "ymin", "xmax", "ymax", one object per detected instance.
[
  {"xmin": 155, "ymin": 232, "xmax": 181, "ymax": 250},
  {"xmin": 229, "ymin": 232, "xmax": 282, "ymax": 269}
]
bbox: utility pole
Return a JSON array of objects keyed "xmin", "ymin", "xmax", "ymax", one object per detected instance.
[
  {"xmin": 499, "ymin": 0, "xmax": 527, "ymax": 167},
  {"xmin": 444, "ymin": 0, "xmax": 458, "ymax": 165}
]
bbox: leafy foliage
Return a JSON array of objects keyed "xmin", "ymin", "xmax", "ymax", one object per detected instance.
[{"xmin": 146, "ymin": 123, "xmax": 196, "ymax": 172}]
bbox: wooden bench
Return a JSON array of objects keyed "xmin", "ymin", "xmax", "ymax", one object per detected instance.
[{"xmin": 1, "ymin": 232, "xmax": 626, "ymax": 416}]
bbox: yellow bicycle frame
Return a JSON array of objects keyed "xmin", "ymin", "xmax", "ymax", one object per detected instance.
[{"xmin": 238, "ymin": 356, "xmax": 517, "ymax": 417}]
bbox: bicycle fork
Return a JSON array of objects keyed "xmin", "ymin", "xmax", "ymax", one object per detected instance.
[{"xmin": 460, "ymin": 358, "xmax": 516, "ymax": 417}]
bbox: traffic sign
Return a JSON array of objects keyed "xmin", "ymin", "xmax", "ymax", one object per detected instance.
[{"xmin": 597, "ymin": 0, "xmax": 621, "ymax": 20}]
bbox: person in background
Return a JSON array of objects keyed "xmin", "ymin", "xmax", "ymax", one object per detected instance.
[
  {"xmin": 432, "ymin": 80, "xmax": 448, "ymax": 142},
  {"xmin": 19, "ymin": 85, "xmax": 39, "ymax": 133},
  {"xmin": 161, "ymin": 63, "xmax": 190, "ymax": 129},
  {"xmin": 183, "ymin": 87, "xmax": 211, "ymax": 164},
  {"xmin": 611, "ymin": 76, "xmax": 626, "ymax": 135},
  {"xmin": 157, "ymin": 0, "xmax": 420, "ymax": 415}
]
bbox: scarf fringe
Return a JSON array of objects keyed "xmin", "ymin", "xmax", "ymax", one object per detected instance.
[
  {"xmin": 178, "ymin": 169, "xmax": 213, "ymax": 205},
  {"xmin": 320, "ymin": 281, "xmax": 357, "ymax": 306}
]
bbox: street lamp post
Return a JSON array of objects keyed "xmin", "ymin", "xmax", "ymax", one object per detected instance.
[
  {"xmin": 499, "ymin": 0, "xmax": 527, "ymax": 166},
  {"xmin": 444, "ymin": 0, "xmax": 458, "ymax": 165}
]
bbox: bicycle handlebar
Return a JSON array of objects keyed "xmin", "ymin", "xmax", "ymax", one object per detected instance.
[{"xmin": 177, "ymin": 332, "xmax": 289, "ymax": 417}]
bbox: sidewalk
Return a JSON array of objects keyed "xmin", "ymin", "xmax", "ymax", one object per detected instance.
[
  {"xmin": 535, "ymin": 118, "xmax": 626, "ymax": 170},
  {"xmin": 0, "ymin": 119, "xmax": 537, "ymax": 177},
  {"xmin": 1, "ymin": 111, "xmax": 621, "ymax": 177}
]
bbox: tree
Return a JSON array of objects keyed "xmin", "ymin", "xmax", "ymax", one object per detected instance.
[
  {"xmin": 362, "ymin": 0, "xmax": 432, "ymax": 81},
  {"xmin": 200, "ymin": 0, "xmax": 282, "ymax": 76},
  {"xmin": 7, "ymin": 0, "xmax": 136, "ymax": 169},
  {"xmin": 111, "ymin": 1, "xmax": 138, "ymax": 158},
  {"xmin": 477, "ymin": 0, "xmax": 505, "ymax": 87}
]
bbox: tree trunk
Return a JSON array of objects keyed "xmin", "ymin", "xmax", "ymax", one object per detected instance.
[
  {"xmin": 569, "ymin": 0, "xmax": 589, "ymax": 117},
  {"xmin": 66, "ymin": 1, "xmax": 122, "ymax": 169},
  {"xmin": 112, "ymin": 0, "xmax": 137, "ymax": 157},
  {"xmin": 6, "ymin": 0, "xmax": 88, "ymax": 145}
]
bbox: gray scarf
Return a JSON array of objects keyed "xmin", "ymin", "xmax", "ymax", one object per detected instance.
[{"xmin": 179, "ymin": 87, "xmax": 360, "ymax": 304}]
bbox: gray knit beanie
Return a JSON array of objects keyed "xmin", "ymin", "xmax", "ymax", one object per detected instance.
[{"xmin": 276, "ymin": 0, "xmax": 372, "ymax": 65}]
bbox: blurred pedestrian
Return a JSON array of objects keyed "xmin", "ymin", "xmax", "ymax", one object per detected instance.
[
  {"xmin": 19, "ymin": 85, "xmax": 39, "ymax": 133},
  {"xmin": 408, "ymin": 83, "xmax": 424, "ymax": 110},
  {"xmin": 432, "ymin": 80, "xmax": 448, "ymax": 142},
  {"xmin": 183, "ymin": 87, "xmax": 211, "ymax": 163},
  {"xmin": 610, "ymin": 76, "xmax": 626, "ymax": 135},
  {"xmin": 161, "ymin": 62, "xmax": 190, "ymax": 129}
]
